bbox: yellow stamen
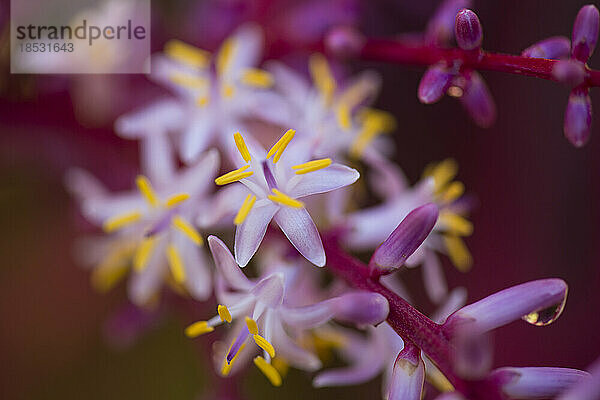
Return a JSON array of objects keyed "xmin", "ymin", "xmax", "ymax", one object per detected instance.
[
  {"xmin": 133, "ymin": 237, "xmax": 156, "ymax": 272},
  {"xmin": 166, "ymin": 244, "xmax": 186, "ymax": 284},
  {"xmin": 350, "ymin": 109, "xmax": 396, "ymax": 158},
  {"xmin": 425, "ymin": 360, "xmax": 455, "ymax": 393},
  {"xmin": 166, "ymin": 193, "xmax": 190, "ymax": 208},
  {"xmin": 268, "ymin": 189, "xmax": 304, "ymax": 208},
  {"xmin": 91, "ymin": 243, "xmax": 135, "ymax": 292},
  {"xmin": 266, "ymin": 129, "xmax": 296, "ymax": 163},
  {"xmin": 254, "ymin": 334, "xmax": 276, "ymax": 358},
  {"xmin": 271, "ymin": 357, "xmax": 289, "ymax": 377},
  {"xmin": 241, "ymin": 68, "xmax": 274, "ymax": 88},
  {"xmin": 196, "ymin": 96, "xmax": 209, "ymax": 107},
  {"xmin": 439, "ymin": 212, "xmax": 473, "ymax": 236},
  {"xmin": 336, "ymin": 105, "xmax": 352, "ymax": 130},
  {"xmin": 172, "ymin": 215, "xmax": 203, "ymax": 246},
  {"xmin": 245, "ymin": 316, "xmax": 258, "ymax": 335},
  {"xmin": 136, "ymin": 175, "xmax": 159, "ymax": 207},
  {"xmin": 103, "ymin": 211, "xmax": 142, "ymax": 233},
  {"xmin": 169, "ymin": 73, "xmax": 208, "ymax": 89},
  {"xmin": 222, "ymin": 84, "xmax": 235, "ymax": 98},
  {"xmin": 254, "ymin": 356, "xmax": 282, "ymax": 387},
  {"xmin": 427, "ymin": 159, "xmax": 458, "ymax": 192},
  {"xmin": 234, "ymin": 194, "xmax": 256, "ymax": 225},
  {"xmin": 221, "ymin": 343, "xmax": 246, "ymax": 376},
  {"xmin": 441, "ymin": 181, "xmax": 465, "ymax": 203},
  {"xmin": 234, "ymin": 132, "xmax": 251, "ymax": 162},
  {"xmin": 216, "ymin": 37, "xmax": 236, "ymax": 75},
  {"xmin": 164, "ymin": 39, "xmax": 210, "ymax": 68},
  {"xmin": 309, "ymin": 53, "xmax": 336, "ymax": 105},
  {"xmin": 218, "ymin": 304, "xmax": 232, "ymax": 323},
  {"xmin": 215, "ymin": 165, "xmax": 253, "ymax": 186},
  {"xmin": 185, "ymin": 321, "xmax": 214, "ymax": 338},
  {"xmin": 291, "ymin": 158, "xmax": 332, "ymax": 175},
  {"xmin": 443, "ymin": 235, "xmax": 472, "ymax": 272}
]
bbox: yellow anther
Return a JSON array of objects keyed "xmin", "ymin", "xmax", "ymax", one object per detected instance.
[
  {"xmin": 172, "ymin": 215, "xmax": 203, "ymax": 246},
  {"xmin": 266, "ymin": 129, "xmax": 295, "ymax": 163},
  {"xmin": 216, "ymin": 37, "xmax": 236, "ymax": 75},
  {"xmin": 439, "ymin": 212, "xmax": 473, "ymax": 236},
  {"xmin": 222, "ymin": 84, "xmax": 235, "ymax": 98},
  {"xmin": 268, "ymin": 189, "xmax": 304, "ymax": 208},
  {"xmin": 241, "ymin": 68, "xmax": 274, "ymax": 88},
  {"xmin": 166, "ymin": 244, "xmax": 186, "ymax": 284},
  {"xmin": 185, "ymin": 321, "xmax": 214, "ymax": 338},
  {"xmin": 271, "ymin": 357, "xmax": 289, "ymax": 377},
  {"xmin": 166, "ymin": 193, "xmax": 190, "ymax": 208},
  {"xmin": 234, "ymin": 132, "xmax": 251, "ymax": 162},
  {"xmin": 443, "ymin": 235, "xmax": 472, "ymax": 272},
  {"xmin": 291, "ymin": 158, "xmax": 332, "ymax": 175},
  {"xmin": 221, "ymin": 343, "xmax": 246, "ymax": 376},
  {"xmin": 350, "ymin": 109, "xmax": 396, "ymax": 158},
  {"xmin": 136, "ymin": 175, "xmax": 160, "ymax": 207},
  {"xmin": 234, "ymin": 194, "xmax": 256, "ymax": 225},
  {"xmin": 253, "ymin": 356, "xmax": 282, "ymax": 387},
  {"xmin": 425, "ymin": 361, "xmax": 455, "ymax": 393},
  {"xmin": 164, "ymin": 39, "xmax": 210, "ymax": 69},
  {"xmin": 245, "ymin": 316, "xmax": 258, "ymax": 335},
  {"xmin": 133, "ymin": 237, "xmax": 156, "ymax": 272},
  {"xmin": 218, "ymin": 304, "xmax": 233, "ymax": 323},
  {"xmin": 441, "ymin": 181, "xmax": 465, "ymax": 203},
  {"xmin": 196, "ymin": 96, "xmax": 209, "ymax": 107},
  {"xmin": 91, "ymin": 242, "xmax": 135, "ymax": 292},
  {"xmin": 215, "ymin": 165, "xmax": 253, "ymax": 186},
  {"xmin": 309, "ymin": 53, "xmax": 336, "ymax": 105},
  {"xmin": 426, "ymin": 159, "xmax": 458, "ymax": 192},
  {"xmin": 254, "ymin": 334, "xmax": 276, "ymax": 358},
  {"xmin": 338, "ymin": 76, "xmax": 378, "ymax": 110},
  {"xmin": 169, "ymin": 73, "xmax": 208, "ymax": 89},
  {"xmin": 103, "ymin": 211, "xmax": 142, "ymax": 233},
  {"xmin": 336, "ymin": 105, "xmax": 352, "ymax": 131}
]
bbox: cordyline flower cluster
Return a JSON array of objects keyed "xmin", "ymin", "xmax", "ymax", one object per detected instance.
[{"xmin": 66, "ymin": 4, "xmax": 600, "ymax": 400}]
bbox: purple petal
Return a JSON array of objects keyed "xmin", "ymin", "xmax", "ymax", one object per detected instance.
[
  {"xmin": 564, "ymin": 89, "xmax": 593, "ymax": 147},
  {"xmin": 446, "ymin": 279, "xmax": 568, "ymax": 333},
  {"xmin": 454, "ymin": 9, "xmax": 483, "ymax": 50},
  {"xmin": 418, "ymin": 63, "xmax": 455, "ymax": 104},
  {"xmin": 388, "ymin": 345, "xmax": 425, "ymax": 400},
  {"xmin": 180, "ymin": 113, "xmax": 215, "ymax": 164},
  {"xmin": 552, "ymin": 60, "xmax": 586, "ymax": 87},
  {"xmin": 208, "ymin": 236, "xmax": 252, "ymax": 290},
  {"xmin": 274, "ymin": 207, "xmax": 325, "ymax": 267},
  {"xmin": 271, "ymin": 319, "xmax": 322, "ymax": 371},
  {"xmin": 491, "ymin": 367, "xmax": 590, "ymax": 399},
  {"xmin": 234, "ymin": 203, "xmax": 278, "ymax": 267},
  {"xmin": 287, "ymin": 164, "xmax": 360, "ymax": 199},
  {"xmin": 459, "ymin": 71, "xmax": 497, "ymax": 128},
  {"xmin": 422, "ymin": 251, "xmax": 448, "ymax": 304},
  {"xmin": 521, "ymin": 36, "xmax": 571, "ymax": 59},
  {"xmin": 572, "ymin": 5, "xmax": 599, "ymax": 62},
  {"xmin": 370, "ymin": 203, "xmax": 439, "ymax": 274},
  {"xmin": 558, "ymin": 357, "xmax": 600, "ymax": 400},
  {"xmin": 325, "ymin": 26, "xmax": 365, "ymax": 58},
  {"xmin": 251, "ymin": 274, "xmax": 284, "ymax": 308}
]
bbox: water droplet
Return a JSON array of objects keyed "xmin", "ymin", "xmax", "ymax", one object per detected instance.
[{"xmin": 521, "ymin": 292, "xmax": 568, "ymax": 326}]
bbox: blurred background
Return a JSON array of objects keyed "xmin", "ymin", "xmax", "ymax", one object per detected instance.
[{"xmin": 1, "ymin": 0, "xmax": 599, "ymax": 399}]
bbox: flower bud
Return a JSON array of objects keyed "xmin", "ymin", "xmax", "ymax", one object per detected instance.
[
  {"xmin": 454, "ymin": 9, "xmax": 483, "ymax": 50},
  {"xmin": 325, "ymin": 26, "xmax": 365, "ymax": 59},
  {"xmin": 572, "ymin": 5, "xmax": 599, "ymax": 62},
  {"xmin": 418, "ymin": 63, "xmax": 455, "ymax": 104},
  {"xmin": 445, "ymin": 279, "xmax": 568, "ymax": 333},
  {"xmin": 564, "ymin": 89, "xmax": 592, "ymax": 147},
  {"xmin": 459, "ymin": 71, "xmax": 496, "ymax": 128},
  {"xmin": 426, "ymin": 0, "xmax": 473, "ymax": 45},
  {"xmin": 330, "ymin": 292, "xmax": 389, "ymax": 326},
  {"xmin": 491, "ymin": 367, "xmax": 590, "ymax": 399},
  {"xmin": 552, "ymin": 59, "xmax": 586, "ymax": 87},
  {"xmin": 370, "ymin": 203, "xmax": 439, "ymax": 274},
  {"xmin": 521, "ymin": 36, "xmax": 571, "ymax": 59},
  {"xmin": 388, "ymin": 345, "xmax": 425, "ymax": 400}
]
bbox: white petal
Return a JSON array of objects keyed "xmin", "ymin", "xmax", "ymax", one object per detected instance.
[
  {"xmin": 64, "ymin": 168, "xmax": 107, "ymax": 201},
  {"xmin": 224, "ymin": 23, "xmax": 263, "ymax": 76},
  {"xmin": 288, "ymin": 163, "xmax": 359, "ymax": 199},
  {"xmin": 141, "ymin": 133, "xmax": 175, "ymax": 187},
  {"xmin": 265, "ymin": 61, "xmax": 310, "ymax": 109},
  {"xmin": 115, "ymin": 98, "xmax": 184, "ymax": 139},
  {"xmin": 234, "ymin": 203, "xmax": 278, "ymax": 267},
  {"xmin": 272, "ymin": 318, "xmax": 322, "ymax": 371},
  {"xmin": 128, "ymin": 239, "xmax": 167, "ymax": 305},
  {"xmin": 178, "ymin": 240, "xmax": 211, "ymax": 301},
  {"xmin": 208, "ymin": 236, "xmax": 252, "ymax": 290},
  {"xmin": 274, "ymin": 207, "xmax": 325, "ymax": 267},
  {"xmin": 422, "ymin": 250, "xmax": 448, "ymax": 304},
  {"xmin": 168, "ymin": 148, "xmax": 219, "ymax": 198},
  {"xmin": 197, "ymin": 185, "xmax": 247, "ymax": 229},
  {"xmin": 179, "ymin": 113, "xmax": 215, "ymax": 164}
]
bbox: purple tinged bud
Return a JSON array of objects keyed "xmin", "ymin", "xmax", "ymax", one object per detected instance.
[
  {"xmin": 418, "ymin": 63, "xmax": 455, "ymax": 104},
  {"xmin": 572, "ymin": 5, "xmax": 599, "ymax": 62},
  {"xmin": 454, "ymin": 9, "xmax": 483, "ymax": 50},
  {"xmin": 370, "ymin": 203, "xmax": 439, "ymax": 274},
  {"xmin": 445, "ymin": 279, "xmax": 568, "ymax": 333},
  {"xmin": 552, "ymin": 60, "xmax": 586, "ymax": 87},
  {"xmin": 490, "ymin": 367, "xmax": 590, "ymax": 399},
  {"xmin": 325, "ymin": 26, "xmax": 365, "ymax": 58},
  {"xmin": 521, "ymin": 36, "xmax": 572, "ymax": 59},
  {"xmin": 564, "ymin": 89, "xmax": 592, "ymax": 147},
  {"xmin": 459, "ymin": 71, "xmax": 497, "ymax": 128},
  {"xmin": 331, "ymin": 292, "xmax": 389, "ymax": 326},
  {"xmin": 426, "ymin": 0, "xmax": 473, "ymax": 45},
  {"xmin": 388, "ymin": 345, "xmax": 425, "ymax": 400}
]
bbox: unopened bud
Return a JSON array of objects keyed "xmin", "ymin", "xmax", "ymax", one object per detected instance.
[
  {"xmin": 418, "ymin": 63, "xmax": 455, "ymax": 104},
  {"xmin": 459, "ymin": 71, "xmax": 496, "ymax": 128},
  {"xmin": 552, "ymin": 59, "xmax": 586, "ymax": 87},
  {"xmin": 572, "ymin": 5, "xmax": 599, "ymax": 62},
  {"xmin": 521, "ymin": 36, "xmax": 571, "ymax": 59},
  {"xmin": 325, "ymin": 26, "xmax": 365, "ymax": 59},
  {"xmin": 455, "ymin": 9, "xmax": 483, "ymax": 50},
  {"xmin": 564, "ymin": 89, "xmax": 592, "ymax": 147}
]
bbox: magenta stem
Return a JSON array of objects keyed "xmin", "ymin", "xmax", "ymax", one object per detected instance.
[{"xmin": 359, "ymin": 38, "xmax": 600, "ymax": 88}]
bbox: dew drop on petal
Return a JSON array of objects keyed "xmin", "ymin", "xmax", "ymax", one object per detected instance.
[{"xmin": 521, "ymin": 295, "xmax": 567, "ymax": 326}]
